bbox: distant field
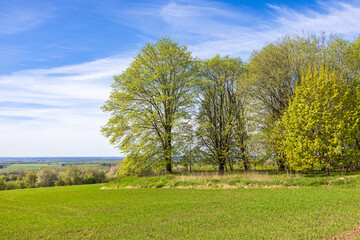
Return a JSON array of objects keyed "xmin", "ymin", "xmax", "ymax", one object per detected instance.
[
  {"xmin": 1, "ymin": 184, "xmax": 360, "ymax": 239},
  {"xmin": 3, "ymin": 163, "xmax": 103, "ymax": 172},
  {"xmin": 4, "ymin": 164, "xmax": 65, "ymax": 171}
]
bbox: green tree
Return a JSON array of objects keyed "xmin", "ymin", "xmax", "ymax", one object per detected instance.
[
  {"xmin": 248, "ymin": 33, "xmax": 349, "ymax": 169},
  {"xmin": 102, "ymin": 37, "xmax": 198, "ymax": 174},
  {"xmin": 281, "ymin": 67, "xmax": 360, "ymax": 174},
  {"xmin": 60, "ymin": 165, "xmax": 82, "ymax": 185},
  {"xmin": 197, "ymin": 55, "xmax": 247, "ymax": 173},
  {"xmin": 344, "ymin": 36, "xmax": 360, "ymax": 79},
  {"xmin": 82, "ymin": 167, "xmax": 106, "ymax": 184},
  {"xmin": 24, "ymin": 171, "xmax": 37, "ymax": 188},
  {"xmin": 0, "ymin": 175, "xmax": 6, "ymax": 190},
  {"xmin": 36, "ymin": 167, "xmax": 59, "ymax": 187}
]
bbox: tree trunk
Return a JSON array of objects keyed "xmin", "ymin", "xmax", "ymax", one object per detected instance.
[
  {"xmin": 242, "ymin": 147, "xmax": 248, "ymax": 171},
  {"xmin": 277, "ymin": 154, "xmax": 286, "ymax": 171},
  {"xmin": 219, "ymin": 161, "xmax": 225, "ymax": 175},
  {"xmin": 218, "ymin": 153, "xmax": 226, "ymax": 174},
  {"xmin": 164, "ymin": 125, "xmax": 172, "ymax": 174},
  {"xmin": 166, "ymin": 160, "xmax": 172, "ymax": 174}
]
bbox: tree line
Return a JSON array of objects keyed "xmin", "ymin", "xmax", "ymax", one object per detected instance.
[
  {"xmin": 102, "ymin": 34, "xmax": 360, "ymax": 175},
  {"xmin": 0, "ymin": 165, "xmax": 119, "ymax": 190}
]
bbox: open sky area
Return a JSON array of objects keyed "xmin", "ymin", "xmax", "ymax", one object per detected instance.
[{"xmin": 1, "ymin": 0, "xmax": 360, "ymax": 157}]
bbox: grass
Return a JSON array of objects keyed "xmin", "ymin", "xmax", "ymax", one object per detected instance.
[
  {"xmin": 106, "ymin": 170, "xmax": 360, "ymax": 189},
  {"xmin": 1, "ymin": 183, "xmax": 360, "ymax": 239}
]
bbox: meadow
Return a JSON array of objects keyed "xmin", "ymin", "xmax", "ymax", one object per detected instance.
[
  {"xmin": 4, "ymin": 163, "xmax": 67, "ymax": 171},
  {"xmin": 1, "ymin": 183, "xmax": 360, "ymax": 239},
  {"xmin": 107, "ymin": 170, "xmax": 360, "ymax": 189}
]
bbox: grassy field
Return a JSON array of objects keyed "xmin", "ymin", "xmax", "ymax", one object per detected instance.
[
  {"xmin": 1, "ymin": 183, "xmax": 360, "ymax": 239},
  {"xmin": 107, "ymin": 171, "xmax": 360, "ymax": 189}
]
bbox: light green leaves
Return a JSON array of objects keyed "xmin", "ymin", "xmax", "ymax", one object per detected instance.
[
  {"xmin": 102, "ymin": 37, "xmax": 198, "ymax": 174},
  {"xmin": 281, "ymin": 67, "xmax": 360, "ymax": 172}
]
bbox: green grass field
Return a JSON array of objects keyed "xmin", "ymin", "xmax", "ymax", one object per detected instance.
[
  {"xmin": 107, "ymin": 171, "xmax": 360, "ymax": 189},
  {"xmin": 1, "ymin": 184, "xmax": 360, "ymax": 239}
]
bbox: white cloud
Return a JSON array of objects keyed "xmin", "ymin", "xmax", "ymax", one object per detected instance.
[
  {"xmin": 0, "ymin": 55, "xmax": 132, "ymax": 156},
  {"xmin": 269, "ymin": 2, "xmax": 360, "ymax": 36},
  {"xmin": 2, "ymin": 0, "xmax": 360, "ymax": 156},
  {"xmin": 103, "ymin": 1, "xmax": 360, "ymax": 60}
]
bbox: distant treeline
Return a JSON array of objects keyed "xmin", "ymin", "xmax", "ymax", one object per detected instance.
[
  {"xmin": 0, "ymin": 165, "xmax": 119, "ymax": 191},
  {"xmin": 102, "ymin": 33, "xmax": 360, "ymax": 176},
  {"xmin": 0, "ymin": 157, "xmax": 124, "ymax": 164}
]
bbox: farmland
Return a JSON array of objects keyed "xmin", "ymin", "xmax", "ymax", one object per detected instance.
[{"xmin": 1, "ymin": 183, "xmax": 360, "ymax": 239}]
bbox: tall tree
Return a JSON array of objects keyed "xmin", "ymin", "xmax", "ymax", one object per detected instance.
[
  {"xmin": 197, "ymin": 55, "xmax": 247, "ymax": 173},
  {"xmin": 248, "ymin": 33, "xmax": 347, "ymax": 169},
  {"xmin": 281, "ymin": 67, "xmax": 360, "ymax": 174},
  {"xmin": 102, "ymin": 37, "xmax": 198, "ymax": 174}
]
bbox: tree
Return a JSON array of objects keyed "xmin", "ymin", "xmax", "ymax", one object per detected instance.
[
  {"xmin": 248, "ymin": 33, "xmax": 349, "ymax": 169},
  {"xmin": 60, "ymin": 165, "xmax": 82, "ymax": 185},
  {"xmin": 178, "ymin": 125, "xmax": 200, "ymax": 172},
  {"xmin": 102, "ymin": 37, "xmax": 198, "ymax": 174},
  {"xmin": 197, "ymin": 55, "xmax": 247, "ymax": 173},
  {"xmin": 24, "ymin": 172, "xmax": 37, "ymax": 188},
  {"xmin": 343, "ymin": 36, "xmax": 360, "ymax": 79},
  {"xmin": 82, "ymin": 167, "xmax": 106, "ymax": 184},
  {"xmin": 0, "ymin": 175, "xmax": 5, "ymax": 190},
  {"xmin": 36, "ymin": 167, "xmax": 58, "ymax": 187},
  {"xmin": 281, "ymin": 67, "xmax": 360, "ymax": 174}
]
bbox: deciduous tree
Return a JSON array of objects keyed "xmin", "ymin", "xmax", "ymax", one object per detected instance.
[
  {"xmin": 102, "ymin": 37, "xmax": 198, "ymax": 174},
  {"xmin": 197, "ymin": 55, "xmax": 247, "ymax": 173},
  {"xmin": 36, "ymin": 167, "xmax": 58, "ymax": 187},
  {"xmin": 281, "ymin": 67, "xmax": 360, "ymax": 173}
]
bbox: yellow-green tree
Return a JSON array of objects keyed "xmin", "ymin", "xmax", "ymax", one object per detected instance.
[
  {"xmin": 102, "ymin": 37, "xmax": 198, "ymax": 174},
  {"xmin": 248, "ymin": 34, "xmax": 350, "ymax": 169},
  {"xmin": 281, "ymin": 67, "xmax": 360, "ymax": 174}
]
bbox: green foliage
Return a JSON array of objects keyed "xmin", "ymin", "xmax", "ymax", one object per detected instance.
[
  {"xmin": 36, "ymin": 167, "xmax": 59, "ymax": 187},
  {"xmin": 116, "ymin": 153, "xmax": 157, "ymax": 177},
  {"xmin": 281, "ymin": 67, "xmax": 360, "ymax": 172},
  {"xmin": 197, "ymin": 55, "xmax": 248, "ymax": 172},
  {"xmin": 0, "ymin": 176, "xmax": 5, "ymax": 190},
  {"xmin": 248, "ymin": 34, "xmax": 354, "ymax": 169},
  {"xmin": 102, "ymin": 37, "xmax": 199, "ymax": 174},
  {"xmin": 5, "ymin": 182, "xmax": 18, "ymax": 190},
  {"xmin": 82, "ymin": 167, "xmax": 107, "ymax": 183},
  {"xmin": 23, "ymin": 171, "xmax": 37, "ymax": 188},
  {"xmin": 344, "ymin": 36, "xmax": 360, "ymax": 78},
  {"xmin": 60, "ymin": 165, "xmax": 82, "ymax": 185}
]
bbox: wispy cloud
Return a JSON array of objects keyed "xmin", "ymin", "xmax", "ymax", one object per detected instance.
[
  {"xmin": 0, "ymin": 55, "xmax": 132, "ymax": 156},
  {"xmin": 105, "ymin": 1, "xmax": 360, "ymax": 59},
  {"xmin": 0, "ymin": 7, "xmax": 52, "ymax": 34},
  {"xmin": 2, "ymin": 0, "xmax": 360, "ymax": 156},
  {"xmin": 176, "ymin": 1, "xmax": 360, "ymax": 58},
  {"xmin": 269, "ymin": 2, "xmax": 360, "ymax": 36}
]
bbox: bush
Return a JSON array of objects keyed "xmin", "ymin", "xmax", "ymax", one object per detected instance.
[
  {"xmin": 5, "ymin": 182, "xmax": 19, "ymax": 190},
  {"xmin": 0, "ymin": 180, "xmax": 5, "ymax": 190},
  {"xmin": 37, "ymin": 167, "xmax": 59, "ymax": 187},
  {"xmin": 24, "ymin": 172, "xmax": 37, "ymax": 188}
]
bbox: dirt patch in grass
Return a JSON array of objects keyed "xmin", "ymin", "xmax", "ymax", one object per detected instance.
[{"xmin": 325, "ymin": 226, "xmax": 360, "ymax": 240}]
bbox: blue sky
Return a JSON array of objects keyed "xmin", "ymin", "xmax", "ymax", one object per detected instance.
[{"xmin": 1, "ymin": 0, "xmax": 360, "ymax": 157}]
